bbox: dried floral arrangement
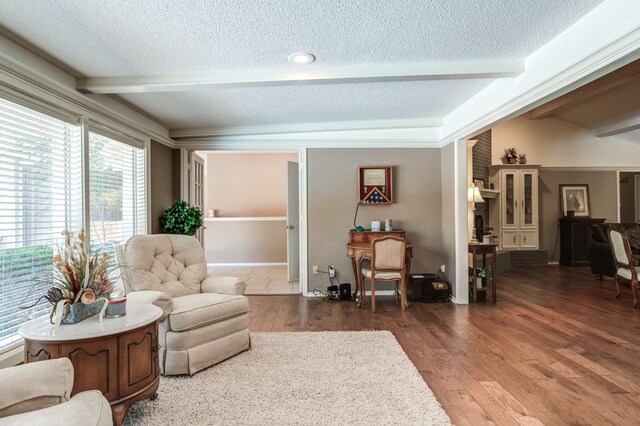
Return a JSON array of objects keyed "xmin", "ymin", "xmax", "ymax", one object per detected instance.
[
  {"xmin": 20, "ymin": 229, "xmax": 116, "ymax": 327},
  {"xmin": 46, "ymin": 229, "xmax": 115, "ymax": 307}
]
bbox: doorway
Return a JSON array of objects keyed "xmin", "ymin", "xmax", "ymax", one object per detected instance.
[
  {"xmin": 618, "ymin": 171, "xmax": 640, "ymax": 223},
  {"xmin": 190, "ymin": 150, "xmax": 303, "ymax": 295}
]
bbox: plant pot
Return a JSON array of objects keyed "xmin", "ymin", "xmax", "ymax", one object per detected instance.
[{"xmin": 60, "ymin": 296, "xmax": 108, "ymax": 324}]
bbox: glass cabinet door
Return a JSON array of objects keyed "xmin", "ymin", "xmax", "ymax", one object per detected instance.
[
  {"xmin": 504, "ymin": 172, "xmax": 515, "ymax": 226},
  {"xmin": 522, "ymin": 172, "xmax": 533, "ymax": 226}
]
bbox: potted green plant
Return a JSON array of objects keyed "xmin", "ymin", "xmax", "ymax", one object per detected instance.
[{"xmin": 159, "ymin": 200, "xmax": 203, "ymax": 236}]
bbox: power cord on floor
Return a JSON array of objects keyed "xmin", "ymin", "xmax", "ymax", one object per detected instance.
[
  {"xmin": 313, "ymin": 287, "xmax": 332, "ymax": 301},
  {"xmin": 313, "ymin": 266, "xmax": 342, "ymax": 301}
]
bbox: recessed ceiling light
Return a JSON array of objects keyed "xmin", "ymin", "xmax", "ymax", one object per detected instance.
[{"xmin": 288, "ymin": 52, "xmax": 316, "ymax": 65}]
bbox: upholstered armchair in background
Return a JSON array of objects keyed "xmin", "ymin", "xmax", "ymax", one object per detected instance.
[
  {"xmin": 0, "ymin": 358, "xmax": 112, "ymax": 425},
  {"xmin": 116, "ymin": 234, "xmax": 251, "ymax": 376}
]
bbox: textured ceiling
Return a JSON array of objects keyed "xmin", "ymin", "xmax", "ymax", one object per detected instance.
[
  {"xmin": 118, "ymin": 79, "xmax": 493, "ymax": 129},
  {"xmin": 0, "ymin": 0, "xmax": 605, "ymax": 132}
]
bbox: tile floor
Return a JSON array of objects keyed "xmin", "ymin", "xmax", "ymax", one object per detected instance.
[{"xmin": 208, "ymin": 265, "xmax": 300, "ymax": 295}]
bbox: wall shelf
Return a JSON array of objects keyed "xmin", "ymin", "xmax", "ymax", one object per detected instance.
[{"xmin": 204, "ymin": 216, "xmax": 286, "ymax": 222}]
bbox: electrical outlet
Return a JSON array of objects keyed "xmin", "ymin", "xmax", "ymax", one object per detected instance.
[
  {"xmin": 440, "ymin": 264, "xmax": 446, "ymax": 273},
  {"xmin": 313, "ymin": 265, "xmax": 319, "ymax": 274},
  {"xmin": 328, "ymin": 265, "xmax": 335, "ymax": 278}
]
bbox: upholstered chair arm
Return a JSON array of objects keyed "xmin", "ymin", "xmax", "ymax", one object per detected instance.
[
  {"xmin": 1, "ymin": 390, "xmax": 112, "ymax": 426},
  {"xmin": 201, "ymin": 276, "xmax": 246, "ymax": 295},
  {"xmin": 126, "ymin": 290, "xmax": 174, "ymax": 320},
  {"xmin": 0, "ymin": 358, "xmax": 73, "ymax": 418}
]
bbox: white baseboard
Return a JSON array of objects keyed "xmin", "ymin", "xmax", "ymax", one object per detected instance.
[{"xmin": 207, "ymin": 262, "xmax": 287, "ymax": 267}]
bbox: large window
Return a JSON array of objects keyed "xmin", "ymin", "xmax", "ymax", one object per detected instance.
[
  {"xmin": 89, "ymin": 132, "xmax": 146, "ymax": 257},
  {"xmin": 0, "ymin": 97, "xmax": 82, "ymax": 350},
  {"xmin": 0, "ymin": 97, "xmax": 147, "ymax": 352}
]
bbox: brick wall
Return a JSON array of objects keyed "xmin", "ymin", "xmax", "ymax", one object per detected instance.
[{"xmin": 472, "ymin": 130, "xmax": 491, "ymax": 236}]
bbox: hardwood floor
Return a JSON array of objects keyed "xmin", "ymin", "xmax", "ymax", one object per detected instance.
[{"xmin": 247, "ymin": 265, "xmax": 640, "ymax": 425}]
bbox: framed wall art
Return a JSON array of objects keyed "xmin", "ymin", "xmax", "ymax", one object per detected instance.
[
  {"xmin": 560, "ymin": 184, "xmax": 590, "ymax": 217},
  {"xmin": 359, "ymin": 166, "xmax": 393, "ymax": 204},
  {"xmin": 473, "ymin": 177, "xmax": 486, "ymax": 189}
]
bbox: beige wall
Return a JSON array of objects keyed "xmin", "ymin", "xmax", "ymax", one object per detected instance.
[
  {"xmin": 307, "ymin": 148, "xmax": 446, "ymax": 292},
  {"xmin": 150, "ymin": 141, "xmax": 179, "ymax": 234},
  {"xmin": 204, "ymin": 221, "xmax": 287, "ymax": 263},
  {"xmin": 492, "ymin": 116, "xmax": 640, "ymax": 168},
  {"xmin": 538, "ymin": 170, "xmax": 618, "ymax": 261},
  {"xmin": 205, "ymin": 152, "xmax": 298, "ymax": 217},
  {"xmin": 203, "ymin": 152, "xmax": 297, "ymax": 264}
]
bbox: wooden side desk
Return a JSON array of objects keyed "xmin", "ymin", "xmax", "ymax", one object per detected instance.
[
  {"xmin": 468, "ymin": 243, "xmax": 498, "ymax": 303},
  {"xmin": 347, "ymin": 230, "xmax": 413, "ymax": 307},
  {"xmin": 19, "ymin": 304, "xmax": 162, "ymax": 425}
]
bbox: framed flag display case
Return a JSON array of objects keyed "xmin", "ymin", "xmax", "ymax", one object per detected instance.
[{"xmin": 359, "ymin": 166, "xmax": 393, "ymax": 204}]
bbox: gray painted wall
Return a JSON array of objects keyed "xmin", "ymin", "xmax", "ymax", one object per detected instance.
[
  {"xmin": 307, "ymin": 148, "xmax": 446, "ymax": 293},
  {"xmin": 150, "ymin": 141, "xmax": 180, "ymax": 234},
  {"xmin": 538, "ymin": 170, "xmax": 618, "ymax": 261}
]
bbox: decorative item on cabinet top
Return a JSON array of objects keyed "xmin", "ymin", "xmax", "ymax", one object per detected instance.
[{"xmin": 500, "ymin": 148, "xmax": 528, "ymax": 165}]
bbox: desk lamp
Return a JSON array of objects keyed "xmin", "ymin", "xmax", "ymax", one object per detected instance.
[
  {"xmin": 352, "ymin": 199, "xmax": 366, "ymax": 231},
  {"xmin": 468, "ymin": 184, "xmax": 485, "ymax": 243}
]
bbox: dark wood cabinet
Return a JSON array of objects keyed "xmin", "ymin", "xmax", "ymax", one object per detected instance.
[{"xmin": 559, "ymin": 217, "xmax": 605, "ymax": 266}]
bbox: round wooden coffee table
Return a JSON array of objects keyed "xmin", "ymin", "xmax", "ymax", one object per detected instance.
[{"xmin": 19, "ymin": 303, "xmax": 162, "ymax": 425}]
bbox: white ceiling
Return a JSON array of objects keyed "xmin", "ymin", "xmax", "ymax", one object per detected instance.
[
  {"xmin": 0, "ymin": 0, "xmax": 605, "ymax": 135},
  {"xmin": 117, "ymin": 80, "xmax": 493, "ymax": 129}
]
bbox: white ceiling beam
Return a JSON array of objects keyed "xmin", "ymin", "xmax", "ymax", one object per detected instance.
[
  {"xmin": 170, "ymin": 118, "xmax": 443, "ymax": 139},
  {"xmin": 76, "ymin": 60, "xmax": 524, "ymax": 94},
  {"xmin": 592, "ymin": 111, "xmax": 640, "ymax": 137}
]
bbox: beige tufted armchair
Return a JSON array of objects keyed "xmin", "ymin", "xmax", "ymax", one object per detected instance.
[{"xmin": 116, "ymin": 234, "xmax": 250, "ymax": 376}]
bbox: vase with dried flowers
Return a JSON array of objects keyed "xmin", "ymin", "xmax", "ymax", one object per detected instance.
[
  {"xmin": 501, "ymin": 148, "xmax": 518, "ymax": 164},
  {"xmin": 43, "ymin": 229, "xmax": 115, "ymax": 328}
]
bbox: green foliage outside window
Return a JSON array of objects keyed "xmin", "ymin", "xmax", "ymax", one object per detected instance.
[{"xmin": 159, "ymin": 200, "xmax": 203, "ymax": 236}]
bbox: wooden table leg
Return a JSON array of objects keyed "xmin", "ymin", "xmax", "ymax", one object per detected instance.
[
  {"xmin": 492, "ymin": 247, "xmax": 497, "ymax": 303},
  {"xmin": 350, "ymin": 257, "xmax": 359, "ymax": 301},
  {"xmin": 472, "ymin": 249, "xmax": 477, "ymax": 303},
  {"xmin": 355, "ymin": 256, "xmax": 365, "ymax": 308},
  {"xmin": 403, "ymin": 252, "xmax": 412, "ymax": 310}
]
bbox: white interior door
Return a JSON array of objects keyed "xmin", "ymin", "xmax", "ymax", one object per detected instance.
[
  {"xmin": 286, "ymin": 161, "xmax": 300, "ymax": 281},
  {"xmin": 190, "ymin": 152, "xmax": 205, "ymax": 248}
]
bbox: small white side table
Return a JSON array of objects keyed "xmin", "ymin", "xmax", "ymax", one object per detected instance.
[{"xmin": 19, "ymin": 303, "xmax": 162, "ymax": 426}]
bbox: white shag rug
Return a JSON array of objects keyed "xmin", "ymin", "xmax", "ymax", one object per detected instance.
[{"xmin": 125, "ymin": 331, "xmax": 451, "ymax": 426}]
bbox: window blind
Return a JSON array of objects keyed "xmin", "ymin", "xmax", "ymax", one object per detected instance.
[
  {"xmin": 89, "ymin": 132, "xmax": 146, "ymax": 261},
  {"xmin": 0, "ymin": 97, "xmax": 82, "ymax": 351}
]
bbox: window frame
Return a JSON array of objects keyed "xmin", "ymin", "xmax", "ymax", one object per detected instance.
[{"xmin": 0, "ymin": 97, "xmax": 151, "ymax": 364}]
